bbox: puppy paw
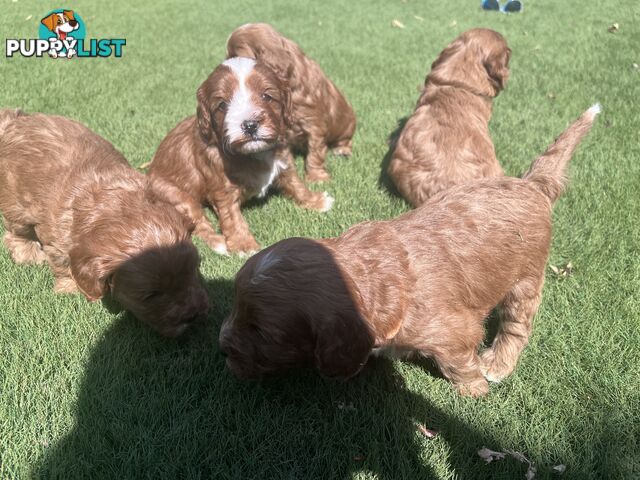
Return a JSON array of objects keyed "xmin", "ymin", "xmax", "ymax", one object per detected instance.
[
  {"xmin": 479, "ymin": 349, "xmax": 513, "ymax": 383},
  {"xmin": 67, "ymin": 48, "xmax": 76, "ymax": 58},
  {"xmin": 320, "ymin": 192, "xmax": 334, "ymax": 212},
  {"xmin": 305, "ymin": 168, "xmax": 331, "ymax": 183},
  {"xmin": 303, "ymin": 191, "xmax": 334, "ymax": 212},
  {"xmin": 48, "ymin": 49, "xmax": 58, "ymax": 58},
  {"xmin": 226, "ymin": 236, "xmax": 261, "ymax": 256},
  {"xmin": 4, "ymin": 233, "xmax": 46, "ymax": 264},
  {"xmin": 332, "ymin": 145, "xmax": 352, "ymax": 157},
  {"xmin": 197, "ymin": 231, "xmax": 228, "ymax": 256},
  {"xmin": 455, "ymin": 378, "xmax": 490, "ymax": 397}
]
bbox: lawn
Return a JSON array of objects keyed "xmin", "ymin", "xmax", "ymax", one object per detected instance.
[{"xmin": 1, "ymin": 0, "xmax": 639, "ymax": 478}]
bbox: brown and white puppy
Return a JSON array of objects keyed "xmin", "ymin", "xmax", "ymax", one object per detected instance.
[
  {"xmin": 40, "ymin": 10, "xmax": 79, "ymax": 58},
  {"xmin": 220, "ymin": 104, "xmax": 600, "ymax": 396},
  {"xmin": 388, "ymin": 28, "xmax": 511, "ymax": 207},
  {"xmin": 149, "ymin": 57, "xmax": 332, "ymax": 256},
  {"xmin": 0, "ymin": 109, "xmax": 209, "ymax": 337},
  {"xmin": 227, "ymin": 23, "xmax": 357, "ymax": 182}
]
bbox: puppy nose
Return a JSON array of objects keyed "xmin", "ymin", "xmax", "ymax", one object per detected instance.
[
  {"xmin": 69, "ymin": 20, "xmax": 78, "ymax": 27},
  {"xmin": 241, "ymin": 120, "xmax": 259, "ymax": 135}
]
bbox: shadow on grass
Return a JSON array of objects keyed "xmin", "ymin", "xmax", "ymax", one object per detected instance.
[
  {"xmin": 378, "ymin": 116, "xmax": 410, "ymax": 200},
  {"xmin": 31, "ymin": 275, "xmax": 526, "ymax": 479}
]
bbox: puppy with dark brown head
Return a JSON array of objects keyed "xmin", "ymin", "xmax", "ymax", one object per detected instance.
[
  {"xmin": 221, "ymin": 105, "xmax": 600, "ymax": 395},
  {"xmin": 388, "ymin": 28, "xmax": 511, "ymax": 207},
  {"xmin": 227, "ymin": 23, "xmax": 357, "ymax": 182},
  {"xmin": 0, "ymin": 109, "xmax": 209, "ymax": 337},
  {"xmin": 149, "ymin": 57, "xmax": 332, "ymax": 256}
]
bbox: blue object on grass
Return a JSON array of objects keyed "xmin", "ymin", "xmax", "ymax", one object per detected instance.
[
  {"xmin": 482, "ymin": 0, "xmax": 500, "ymax": 10},
  {"xmin": 501, "ymin": 0, "xmax": 522, "ymax": 12}
]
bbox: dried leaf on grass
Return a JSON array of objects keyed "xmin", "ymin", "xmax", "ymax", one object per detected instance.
[
  {"xmin": 336, "ymin": 401, "xmax": 356, "ymax": 412},
  {"xmin": 552, "ymin": 464, "xmax": 567, "ymax": 474},
  {"xmin": 416, "ymin": 423, "xmax": 439, "ymax": 439},
  {"xmin": 607, "ymin": 23, "xmax": 619, "ymax": 33},
  {"xmin": 138, "ymin": 161, "xmax": 152, "ymax": 170},
  {"xmin": 478, "ymin": 448, "xmax": 539, "ymax": 479},
  {"xmin": 477, "ymin": 447, "xmax": 507, "ymax": 463},
  {"xmin": 414, "ymin": 15, "xmax": 424, "ymax": 21},
  {"xmin": 392, "ymin": 19, "xmax": 406, "ymax": 29}
]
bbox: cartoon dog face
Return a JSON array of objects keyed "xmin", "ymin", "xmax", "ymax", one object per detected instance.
[{"xmin": 41, "ymin": 10, "xmax": 79, "ymax": 41}]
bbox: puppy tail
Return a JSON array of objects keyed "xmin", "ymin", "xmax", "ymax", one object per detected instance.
[
  {"xmin": 0, "ymin": 108, "xmax": 24, "ymax": 137},
  {"xmin": 522, "ymin": 103, "xmax": 600, "ymax": 203}
]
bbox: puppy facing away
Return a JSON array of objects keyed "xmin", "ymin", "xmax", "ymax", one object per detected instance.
[
  {"xmin": 227, "ymin": 23, "xmax": 356, "ymax": 182},
  {"xmin": 388, "ymin": 28, "xmax": 511, "ymax": 207},
  {"xmin": 149, "ymin": 57, "xmax": 333, "ymax": 256},
  {"xmin": 220, "ymin": 105, "xmax": 600, "ymax": 396},
  {"xmin": 0, "ymin": 110, "xmax": 209, "ymax": 337}
]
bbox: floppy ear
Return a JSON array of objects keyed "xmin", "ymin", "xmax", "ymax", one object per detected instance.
[
  {"xmin": 196, "ymin": 86, "xmax": 215, "ymax": 145},
  {"xmin": 63, "ymin": 10, "xmax": 75, "ymax": 21},
  {"xmin": 69, "ymin": 244, "xmax": 115, "ymax": 301},
  {"xmin": 314, "ymin": 310, "xmax": 374, "ymax": 379},
  {"xmin": 41, "ymin": 13, "xmax": 58, "ymax": 32},
  {"xmin": 484, "ymin": 47, "xmax": 511, "ymax": 91}
]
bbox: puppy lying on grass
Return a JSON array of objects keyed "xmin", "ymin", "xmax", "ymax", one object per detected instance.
[
  {"xmin": 0, "ymin": 109, "xmax": 209, "ymax": 337},
  {"xmin": 220, "ymin": 104, "xmax": 600, "ymax": 396}
]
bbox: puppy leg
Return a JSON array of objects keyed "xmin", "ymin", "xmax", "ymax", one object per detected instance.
[
  {"xmin": 150, "ymin": 179, "xmax": 227, "ymax": 254},
  {"xmin": 40, "ymin": 244, "xmax": 79, "ymax": 294},
  {"xmin": 3, "ymin": 222, "xmax": 46, "ymax": 264},
  {"xmin": 277, "ymin": 151, "xmax": 334, "ymax": 212},
  {"xmin": 387, "ymin": 160, "xmax": 437, "ymax": 208},
  {"xmin": 480, "ymin": 276, "xmax": 544, "ymax": 383},
  {"xmin": 331, "ymin": 138, "xmax": 353, "ymax": 157},
  {"xmin": 210, "ymin": 187, "xmax": 260, "ymax": 255},
  {"xmin": 433, "ymin": 348, "xmax": 489, "ymax": 397},
  {"xmin": 305, "ymin": 136, "xmax": 331, "ymax": 183}
]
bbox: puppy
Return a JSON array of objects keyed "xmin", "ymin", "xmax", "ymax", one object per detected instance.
[
  {"xmin": 227, "ymin": 23, "xmax": 356, "ymax": 182},
  {"xmin": 388, "ymin": 29, "xmax": 511, "ymax": 207},
  {"xmin": 40, "ymin": 10, "xmax": 79, "ymax": 58},
  {"xmin": 220, "ymin": 105, "xmax": 600, "ymax": 396},
  {"xmin": 149, "ymin": 57, "xmax": 333, "ymax": 256},
  {"xmin": 0, "ymin": 110, "xmax": 209, "ymax": 337}
]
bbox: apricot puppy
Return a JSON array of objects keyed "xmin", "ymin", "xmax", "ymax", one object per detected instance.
[
  {"xmin": 0, "ymin": 109, "xmax": 209, "ymax": 337},
  {"xmin": 388, "ymin": 29, "xmax": 510, "ymax": 206},
  {"xmin": 220, "ymin": 105, "xmax": 600, "ymax": 396},
  {"xmin": 227, "ymin": 23, "xmax": 357, "ymax": 182},
  {"xmin": 149, "ymin": 57, "xmax": 332, "ymax": 256}
]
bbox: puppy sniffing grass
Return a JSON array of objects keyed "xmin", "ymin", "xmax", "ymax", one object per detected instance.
[
  {"xmin": 0, "ymin": 109, "xmax": 209, "ymax": 337},
  {"xmin": 220, "ymin": 104, "xmax": 600, "ymax": 396}
]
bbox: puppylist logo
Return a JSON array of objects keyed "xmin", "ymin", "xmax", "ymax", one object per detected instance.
[{"xmin": 6, "ymin": 9, "xmax": 125, "ymax": 59}]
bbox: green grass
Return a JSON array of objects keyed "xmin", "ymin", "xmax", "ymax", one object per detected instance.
[{"xmin": 1, "ymin": 0, "xmax": 639, "ymax": 478}]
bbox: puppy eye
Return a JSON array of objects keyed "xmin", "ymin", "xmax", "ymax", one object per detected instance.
[
  {"xmin": 217, "ymin": 101, "xmax": 228, "ymax": 112},
  {"xmin": 261, "ymin": 93, "xmax": 273, "ymax": 102}
]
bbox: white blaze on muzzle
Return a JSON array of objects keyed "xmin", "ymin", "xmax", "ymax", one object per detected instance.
[{"xmin": 222, "ymin": 57, "xmax": 262, "ymax": 144}]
